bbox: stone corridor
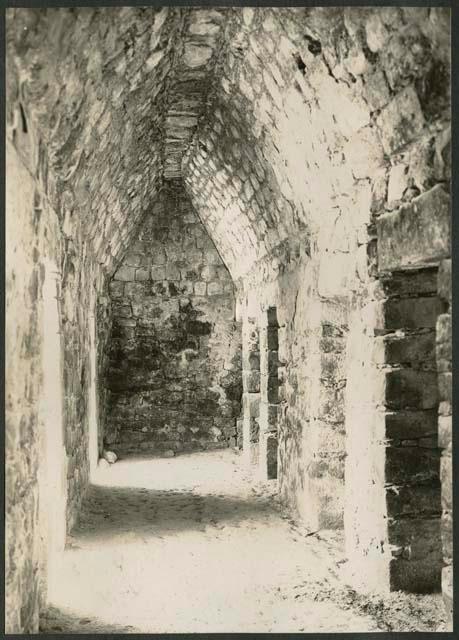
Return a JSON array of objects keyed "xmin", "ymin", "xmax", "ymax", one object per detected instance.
[
  {"xmin": 6, "ymin": 6, "xmax": 452, "ymax": 634},
  {"xmin": 39, "ymin": 450, "xmax": 444, "ymax": 634}
]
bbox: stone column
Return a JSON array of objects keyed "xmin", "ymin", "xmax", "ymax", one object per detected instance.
[
  {"xmin": 306, "ymin": 299, "xmax": 348, "ymax": 530},
  {"xmin": 437, "ymin": 259, "xmax": 452, "ymax": 628},
  {"xmin": 242, "ymin": 316, "xmax": 260, "ymax": 468},
  {"xmin": 258, "ymin": 306, "xmax": 279, "ymax": 480},
  {"xmin": 345, "ymin": 270, "xmax": 444, "ymax": 593}
]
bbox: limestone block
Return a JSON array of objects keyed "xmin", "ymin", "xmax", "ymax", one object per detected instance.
[
  {"xmin": 389, "ymin": 557, "xmax": 442, "ymax": 593},
  {"xmin": 440, "ymin": 454, "xmax": 452, "ymax": 511},
  {"xmin": 381, "ymin": 25, "xmax": 433, "ymax": 92},
  {"xmin": 438, "ymin": 415, "xmax": 452, "ymax": 450},
  {"xmin": 243, "ymin": 351, "xmax": 260, "ymax": 371},
  {"xmin": 124, "ymin": 253, "xmax": 143, "ymax": 267},
  {"xmin": 377, "ymin": 185, "xmax": 450, "ymax": 271},
  {"xmin": 378, "ymin": 268, "xmax": 438, "ymax": 298},
  {"xmin": 109, "ymin": 280, "xmax": 124, "ymax": 298},
  {"xmin": 372, "ymin": 332, "xmax": 435, "ymax": 366},
  {"xmin": 135, "ymin": 268, "xmax": 150, "ymax": 281},
  {"xmin": 267, "ymin": 376, "xmax": 279, "ymax": 403},
  {"xmin": 207, "ymin": 281, "xmax": 223, "ymax": 296},
  {"xmin": 387, "ymin": 164, "xmax": 409, "ymax": 207},
  {"xmin": 437, "ymin": 372, "xmax": 452, "ymax": 404},
  {"xmin": 114, "ymin": 265, "xmax": 136, "ymax": 281},
  {"xmin": 441, "ymin": 510, "xmax": 452, "ymax": 564},
  {"xmin": 386, "ymin": 483, "xmax": 441, "ymax": 519},
  {"xmin": 384, "ymin": 369, "xmax": 438, "ymax": 410},
  {"xmin": 437, "ymin": 259, "xmax": 451, "ymax": 305},
  {"xmin": 442, "ymin": 566, "xmax": 453, "ymax": 629},
  {"xmin": 385, "ymin": 446, "xmax": 440, "ymax": 485},
  {"xmin": 376, "ymin": 86, "xmax": 425, "ymax": 154}
]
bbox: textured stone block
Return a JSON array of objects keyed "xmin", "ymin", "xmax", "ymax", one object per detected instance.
[
  {"xmin": 243, "ymin": 371, "xmax": 260, "ymax": 393},
  {"xmin": 388, "ymin": 517, "xmax": 442, "ymax": 564},
  {"xmin": 267, "ymin": 376, "xmax": 279, "ymax": 403},
  {"xmin": 376, "ymin": 86, "xmax": 425, "ymax": 154},
  {"xmin": 385, "ymin": 369, "xmax": 438, "ymax": 410},
  {"xmin": 378, "ymin": 268, "xmax": 438, "ymax": 298},
  {"xmin": 438, "ymin": 372, "xmax": 452, "ymax": 404},
  {"xmin": 377, "ymin": 185, "xmax": 450, "ymax": 271},
  {"xmin": 440, "ymin": 454, "xmax": 452, "ymax": 510},
  {"xmin": 437, "ymin": 259, "xmax": 451, "ymax": 305},
  {"xmin": 436, "ymin": 311, "xmax": 451, "ymax": 339},
  {"xmin": 135, "ymin": 268, "xmax": 150, "ymax": 281},
  {"xmin": 267, "ymin": 306, "xmax": 278, "ymax": 327},
  {"xmin": 438, "ymin": 415, "xmax": 451, "ymax": 450},
  {"xmin": 373, "ymin": 332, "xmax": 435, "ymax": 365},
  {"xmin": 109, "ymin": 280, "xmax": 125, "ymax": 298},
  {"xmin": 243, "ymin": 350, "xmax": 260, "ymax": 371},
  {"xmin": 267, "ymin": 350, "xmax": 279, "ymax": 376},
  {"xmin": 389, "ymin": 557, "xmax": 442, "ymax": 593},
  {"xmin": 266, "ymin": 433, "xmax": 278, "ymax": 479},
  {"xmin": 386, "ymin": 483, "xmax": 441, "ymax": 519},
  {"xmin": 442, "ymin": 566, "xmax": 453, "ymax": 628},
  {"xmin": 114, "ymin": 265, "xmax": 136, "ymax": 281},
  {"xmin": 382, "ymin": 297, "xmax": 443, "ymax": 331},
  {"xmin": 385, "ymin": 446, "xmax": 440, "ymax": 485},
  {"xmin": 441, "ymin": 511, "xmax": 452, "ymax": 564},
  {"xmin": 383, "ymin": 409, "xmax": 437, "ymax": 440},
  {"xmin": 267, "ymin": 326, "xmax": 278, "ymax": 350}
]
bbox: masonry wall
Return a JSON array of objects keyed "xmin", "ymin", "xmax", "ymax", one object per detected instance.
[
  {"xmin": 6, "ymin": 6, "xmax": 452, "ymax": 632},
  {"xmin": 5, "ymin": 124, "xmax": 106, "ymax": 632},
  {"xmin": 105, "ymin": 183, "xmax": 242, "ymax": 456},
  {"xmin": 183, "ymin": 6, "xmax": 451, "ymax": 596},
  {"xmin": 6, "ymin": 139, "xmax": 59, "ymax": 632}
]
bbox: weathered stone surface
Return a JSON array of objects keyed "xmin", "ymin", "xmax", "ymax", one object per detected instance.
[
  {"xmin": 386, "ymin": 483, "xmax": 441, "ymax": 519},
  {"xmin": 376, "ymin": 86, "xmax": 425, "ymax": 155},
  {"xmin": 376, "ymin": 297, "xmax": 443, "ymax": 332},
  {"xmin": 437, "ymin": 259, "xmax": 451, "ymax": 305},
  {"xmin": 5, "ymin": 6, "xmax": 451, "ymax": 630},
  {"xmin": 385, "ymin": 447, "xmax": 440, "ymax": 485},
  {"xmin": 442, "ymin": 566, "xmax": 453, "ymax": 629},
  {"xmin": 384, "ymin": 410, "xmax": 438, "ymax": 441},
  {"xmin": 373, "ymin": 332, "xmax": 435, "ymax": 366},
  {"xmin": 106, "ymin": 182, "xmax": 242, "ymax": 454},
  {"xmin": 377, "ymin": 185, "xmax": 450, "ymax": 271},
  {"xmin": 384, "ymin": 370, "xmax": 438, "ymax": 410}
]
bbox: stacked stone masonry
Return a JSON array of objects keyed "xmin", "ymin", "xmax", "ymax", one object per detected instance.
[
  {"xmin": 242, "ymin": 316, "xmax": 261, "ymax": 467},
  {"xmin": 5, "ymin": 7, "xmax": 451, "ymax": 633},
  {"xmin": 106, "ymin": 182, "xmax": 242, "ymax": 456}
]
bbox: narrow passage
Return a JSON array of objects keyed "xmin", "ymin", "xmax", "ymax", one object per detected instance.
[{"xmin": 39, "ymin": 449, "xmax": 440, "ymax": 634}]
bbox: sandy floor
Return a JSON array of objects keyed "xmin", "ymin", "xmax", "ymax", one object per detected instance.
[{"xmin": 40, "ymin": 449, "xmax": 445, "ymax": 633}]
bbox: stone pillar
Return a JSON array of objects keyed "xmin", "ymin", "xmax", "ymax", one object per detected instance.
[
  {"xmin": 437, "ymin": 259, "xmax": 452, "ymax": 628},
  {"xmin": 345, "ymin": 269, "xmax": 443, "ymax": 593},
  {"xmin": 306, "ymin": 300, "xmax": 348, "ymax": 529},
  {"xmin": 258, "ymin": 306, "xmax": 279, "ymax": 480},
  {"xmin": 242, "ymin": 316, "xmax": 260, "ymax": 468}
]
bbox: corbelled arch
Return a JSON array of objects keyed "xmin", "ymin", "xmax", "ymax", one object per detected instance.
[{"xmin": 5, "ymin": 6, "xmax": 451, "ymax": 633}]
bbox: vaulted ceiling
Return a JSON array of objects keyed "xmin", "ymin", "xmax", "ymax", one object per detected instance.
[
  {"xmin": 6, "ymin": 7, "xmax": 450, "ymax": 285},
  {"xmin": 6, "ymin": 7, "xmax": 228, "ymax": 273}
]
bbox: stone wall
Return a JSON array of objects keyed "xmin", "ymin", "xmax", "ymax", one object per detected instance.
[
  {"xmin": 5, "ymin": 108, "xmax": 105, "ymax": 633},
  {"xmin": 5, "ymin": 7, "xmax": 451, "ymax": 633},
  {"xmin": 105, "ymin": 182, "xmax": 242, "ymax": 456},
  {"xmin": 6, "ymin": 138, "xmax": 59, "ymax": 633},
  {"xmin": 437, "ymin": 259, "xmax": 452, "ymax": 624},
  {"xmin": 183, "ymin": 6, "xmax": 451, "ymax": 593}
]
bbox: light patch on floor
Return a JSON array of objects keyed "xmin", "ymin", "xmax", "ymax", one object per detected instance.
[{"xmin": 42, "ymin": 449, "xmax": 435, "ymax": 633}]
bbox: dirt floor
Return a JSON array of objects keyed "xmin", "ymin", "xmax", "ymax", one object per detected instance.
[{"xmin": 40, "ymin": 449, "xmax": 446, "ymax": 633}]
